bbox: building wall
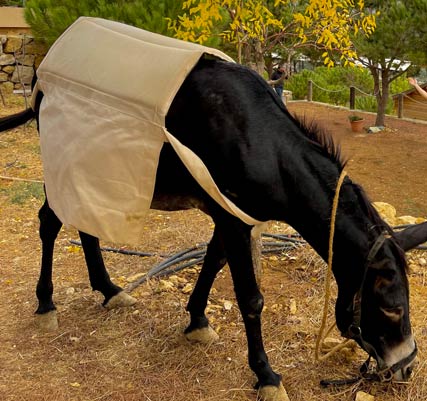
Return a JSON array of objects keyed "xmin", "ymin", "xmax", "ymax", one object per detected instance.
[
  {"xmin": 394, "ymin": 90, "xmax": 427, "ymax": 121},
  {"xmin": 0, "ymin": 7, "xmax": 31, "ymax": 35}
]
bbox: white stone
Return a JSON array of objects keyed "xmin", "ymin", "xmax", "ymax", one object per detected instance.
[{"xmin": 355, "ymin": 391, "xmax": 375, "ymax": 401}]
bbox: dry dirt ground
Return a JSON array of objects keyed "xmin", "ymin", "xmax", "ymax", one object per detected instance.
[{"xmin": 0, "ymin": 97, "xmax": 426, "ymax": 401}]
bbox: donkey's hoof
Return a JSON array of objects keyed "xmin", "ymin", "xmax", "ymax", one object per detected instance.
[
  {"xmin": 35, "ymin": 310, "xmax": 58, "ymax": 332},
  {"xmin": 258, "ymin": 383, "xmax": 290, "ymax": 401},
  {"xmin": 104, "ymin": 291, "xmax": 137, "ymax": 309},
  {"xmin": 185, "ymin": 326, "xmax": 219, "ymax": 344}
]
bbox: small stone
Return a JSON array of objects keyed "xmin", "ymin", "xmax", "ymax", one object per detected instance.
[
  {"xmin": 157, "ymin": 279, "xmax": 174, "ymax": 292},
  {"xmin": 355, "ymin": 391, "xmax": 375, "ymax": 401},
  {"xmin": 167, "ymin": 275, "xmax": 180, "ymax": 284},
  {"xmin": 289, "ymin": 299, "xmax": 297, "ymax": 315},
  {"xmin": 65, "ymin": 287, "xmax": 75, "ymax": 296},
  {"xmin": 419, "ymin": 258, "xmax": 426, "ymax": 267},
  {"xmin": 223, "ymin": 300, "xmax": 233, "ymax": 311},
  {"xmin": 4, "ymin": 36, "xmax": 22, "ymax": 53},
  {"xmin": 181, "ymin": 283, "xmax": 193, "ymax": 294},
  {"xmin": 0, "ymin": 54, "xmax": 15, "ymax": 66}
]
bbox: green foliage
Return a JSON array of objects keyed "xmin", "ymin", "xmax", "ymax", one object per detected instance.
[
  {"xmin": 348, "ymin": 114, "xmax": 363, "ymax": 121},
  {"xmin": 350, "ymin": 1, "xmax": 427, "ymax": 123},
  {"xmin": 0, "ymin": 0, "xmax": 23, "ymax": 5},
  {"xmin": 25, "ymin": 0, "xmax": 183, "ymax": 46},
  {"xmin": 285, "ymin": 69, "xmax": 314, "ymax": 100},
  {"xmin": 287, "ymin": 66, "xmax": 372, "ymax": 106},
  {"xmin": 287, "ymin": 65, "xmax": 412, "ymax": 114}
]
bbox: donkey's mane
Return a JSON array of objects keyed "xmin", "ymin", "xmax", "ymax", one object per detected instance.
[
  {"xmin": 291, "ymin": 113, "xmax": 347, "ymax": 169},
  {"xmin": 290, "ymin": 113, "xmax": 407, "ymax": 268}
]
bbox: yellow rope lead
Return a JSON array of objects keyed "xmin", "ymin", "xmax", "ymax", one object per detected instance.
[{"xmin": 315, "ymin": 169, "xmax": 351, "ymax": 361}]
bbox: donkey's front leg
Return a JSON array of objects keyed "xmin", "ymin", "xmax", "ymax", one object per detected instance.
[
  {"xmin": 185, "ymin": 226, "xmax": 227, "ymax": 343},
  {"xmin": 216, "ymin": 215, "xmax": 290, "ymax": 401},
  {"xmin": 78, "ymin": 232, "xmax": 136, "ymax": 309}
]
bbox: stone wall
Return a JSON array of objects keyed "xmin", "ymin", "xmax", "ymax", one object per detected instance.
[{"xmin": 0, "ymin": 34, "xmax": 47, "ymax": 94}]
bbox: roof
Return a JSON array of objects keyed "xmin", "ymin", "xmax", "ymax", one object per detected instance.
[{"xmin": 0, "ymin": 7, "xmax": 29, "ymax": 28}]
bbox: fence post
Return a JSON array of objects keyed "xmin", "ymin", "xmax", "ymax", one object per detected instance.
[
  {"xmin": 397, "ymin": 94, "xmax": 403, "ymax": 118},
  {"xmin": 307, "ymin": 80, "xmax": 312, "ymax": 102},
  {"xmin": 349, "ymin": 86, "xmax": 355, "ymax": 110}
]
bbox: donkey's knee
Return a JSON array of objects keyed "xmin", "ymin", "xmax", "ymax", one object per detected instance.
[
  {"xmin": 38, "ymin": 199, "xmax": 62, "ymax": 241},
  {"xmin": 242, "ymin": 292, "xmax": 264, "ymax": 318}
]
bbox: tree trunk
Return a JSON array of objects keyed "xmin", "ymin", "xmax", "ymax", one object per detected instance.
[
  {"xmin": 375, "ymin": 68, "xmax": 390, "ymax": 126},
  {"xmin": 247, "ymin": 39, "xmax": 265, "ymax": 76}
]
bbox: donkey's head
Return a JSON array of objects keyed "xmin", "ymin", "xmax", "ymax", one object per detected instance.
[{"xmin": 336, "ymin": 222, "xmax": 427, "ymax": 381}]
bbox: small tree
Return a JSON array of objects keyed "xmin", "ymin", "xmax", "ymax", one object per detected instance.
[
  {"xmin": 352, "ymin": 0, "xmax": 427, "ymax": 126},
  {"xmin": 169, "ymin": 0, "xmax": 377, "ymax": 74}
]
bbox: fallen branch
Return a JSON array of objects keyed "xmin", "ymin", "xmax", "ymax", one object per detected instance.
[{"xmin": 0, "ymin": 175, "xmax": 43, "ymax": 184}]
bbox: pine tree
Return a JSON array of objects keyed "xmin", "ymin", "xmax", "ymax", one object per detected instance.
[{"xmin": 24, "ymin": 0, "xmax": 183, "ymax": 46}]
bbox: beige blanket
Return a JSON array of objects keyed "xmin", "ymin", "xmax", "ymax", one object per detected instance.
[{"xmin": 35, "ymin": 17, "xmax": 262, "ymax": 244}]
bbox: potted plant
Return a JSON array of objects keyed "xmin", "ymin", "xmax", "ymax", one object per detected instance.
[{"xmin": 348, "ymin": 114, "xmax": 365, "ymax": 132}]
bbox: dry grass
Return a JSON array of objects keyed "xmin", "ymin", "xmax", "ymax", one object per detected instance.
[{"xmin": 1, "ymin": 95, "xmax": 427, "ymax": 401}]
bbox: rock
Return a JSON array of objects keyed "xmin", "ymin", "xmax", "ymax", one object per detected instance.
[
  {"xmin": 2, "ymin": 65, "xmax": 15, "ymax": 74},
  {"xmin": 11, "ymin": 65, "xmax": 34, "ymax": 84},
  {"xmin": 223, "ymin": 300, "xmax": 233, "ymax": 311},
  {"xmin": 419, "ymin": 258, "xmax": 426, "ymax": 267},
  {"xmin": 373, "ymin": 202, "xmax": 396, "ymax": 224},
  {"xmin": 0, "ymin": 54, "xmax": 15, "ymax": 66},
  {"xmin": 157, "ymin": 279, "xmax": 174, "ymax": 292},
  {"xmin": 355, "ymin": 391, "xmax": 375, "ymax": 401},
  {"xmin": 289, "ymin": 298, "xmax": 297, "ymax": 315},
  {"xmin": 65, "ymin": 287, "xmax": 75, "ymax": 296},
  {"xmin": 394, "ymin": 215, "xmax": 419, "ymax": 225},
  {"xmin": 0, "ymin": 71, "xmax": 8, "ymax": 82},
  {"xmin": 4, "ymin": 36, "xmax": 22, "ymax": 53},
  {"xmin": 15, "ymin": 54, "xmax": 35, "ymax": 66},
  {"xmin": 181, "ymin": 283, "xmax": 193, "ymax": 294}
]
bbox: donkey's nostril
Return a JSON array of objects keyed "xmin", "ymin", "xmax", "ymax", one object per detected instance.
[{"xmin": 402, "ymin": 365, "xmax": 413, "ymax": 381}]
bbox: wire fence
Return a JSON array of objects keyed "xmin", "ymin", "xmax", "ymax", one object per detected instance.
[{"xmin": 306, "ymin": 79, "xmax": 427, "ymax": 120}]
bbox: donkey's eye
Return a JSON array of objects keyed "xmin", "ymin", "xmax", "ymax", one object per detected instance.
[
  {"xmin": 373, "ymin": 268, "xmax": 396, "ymax": 292},
  {"xmin": 380, "ymin": 306, "xmax": 404, "ymax": 322}
]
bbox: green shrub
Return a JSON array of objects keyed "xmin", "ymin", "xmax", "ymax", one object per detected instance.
[{"xmin": 286, "ymin": 65, "xmax": 407, "ymax": 114}]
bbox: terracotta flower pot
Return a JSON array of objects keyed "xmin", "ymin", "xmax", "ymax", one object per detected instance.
[{"xmin": 350, "ymin": 119, "xmax": 365, "ymax": 132}]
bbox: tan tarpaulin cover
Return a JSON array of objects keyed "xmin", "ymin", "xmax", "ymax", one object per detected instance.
[{"xmin": 35, "ymin": 17, "xmax": 262, "ymax": 244}]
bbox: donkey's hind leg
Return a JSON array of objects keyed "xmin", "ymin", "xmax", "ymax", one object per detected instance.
[
  {"xmin": 78, "ymin": 232, "xmax": 137, "ymax": 309},
  {"xmin": 35, "ymin": 199, "xmax": 61, "ymax": 331},
  {"xmin": 184, "ymin": 226, "xmax": 226, "ymax": 343}
]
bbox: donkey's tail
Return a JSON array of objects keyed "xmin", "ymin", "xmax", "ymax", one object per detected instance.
[{"xmin": 0, "ymin": 108, "xmax": 35, "ymax": 132}]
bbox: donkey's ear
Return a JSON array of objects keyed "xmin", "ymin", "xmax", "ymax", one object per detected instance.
[{"xmin": 393, "ymin": 222, "xmax": 427, "ymax": 251}]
